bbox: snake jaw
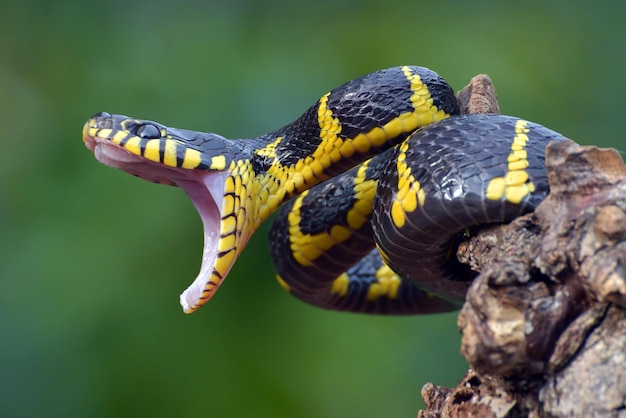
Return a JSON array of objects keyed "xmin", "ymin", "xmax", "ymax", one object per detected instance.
[
  {"xmin": 83, "ymin": 120, "xmax": 239, "ymax": 313},
  {"xmin": 176, "ymin": 172, "xmax": 231, "ymax": 313}
]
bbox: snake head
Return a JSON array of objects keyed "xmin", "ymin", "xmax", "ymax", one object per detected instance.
[{"xmin": 83, "ymin": 112, "xmax": 252, "ymax": 313}]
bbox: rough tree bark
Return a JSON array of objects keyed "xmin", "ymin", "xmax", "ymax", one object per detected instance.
[{"xmin": 418, "ymin": 76, "xmax": 626, "ymax": 417}]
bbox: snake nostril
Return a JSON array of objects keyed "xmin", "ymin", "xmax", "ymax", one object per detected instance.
[
  {"xmin": 91, "ymin": 112, "xmax": 113, "ymax": 129},
  {"xmin": 135, "ymin": 123, "xmax": 162, "ymax": 139}
]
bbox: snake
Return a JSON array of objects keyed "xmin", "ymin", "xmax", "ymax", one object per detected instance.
[{"xmin": 82, "ymin": 65, "xmax": 568, "ymax": 314}]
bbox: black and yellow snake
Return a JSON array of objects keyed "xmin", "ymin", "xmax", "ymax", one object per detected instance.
[{"xmin": 82, "ymin": 65, "xmax": 568, "ymax": 314}]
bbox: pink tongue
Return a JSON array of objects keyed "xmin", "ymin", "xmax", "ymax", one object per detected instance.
[{"xmin": 176, "ymin": 171, "xmax": 230, "ymax": 312}]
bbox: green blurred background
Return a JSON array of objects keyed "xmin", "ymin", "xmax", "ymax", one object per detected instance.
[{"xmin": 1, "ymin": 0, "xmax": 623, "ymax": 417}]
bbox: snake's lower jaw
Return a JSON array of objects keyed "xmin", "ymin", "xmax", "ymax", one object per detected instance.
[{"xmin": 176, "ymin": 171, "xmax": 235, "ymax": 313}]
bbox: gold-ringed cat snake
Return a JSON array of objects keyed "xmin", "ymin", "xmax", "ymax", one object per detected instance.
[{"xmin": 82, "ymin": 65, "xmax": 567, "ymax": 314}]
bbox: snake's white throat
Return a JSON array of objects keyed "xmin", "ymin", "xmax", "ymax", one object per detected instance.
[{"xmin": 85, "ymin": 135, "xmax": 232, "ymax": 313}]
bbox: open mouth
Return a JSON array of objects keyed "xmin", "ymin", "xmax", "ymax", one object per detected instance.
[{"xmin": 83, "ymin": 125, "xmax": 233, "ymax": 313}]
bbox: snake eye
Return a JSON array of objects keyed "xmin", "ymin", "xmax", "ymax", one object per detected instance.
[{"xmin": 135, "ymin": 123, "xmax": 162, "ymax": 139}]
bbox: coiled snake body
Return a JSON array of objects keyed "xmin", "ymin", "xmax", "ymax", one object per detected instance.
[{"xmin": 82, "ymin": 66, "xmax": 568, "ymax": 314}]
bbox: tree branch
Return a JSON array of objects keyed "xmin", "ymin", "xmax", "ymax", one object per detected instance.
[{"xmin": 419, "ymin": 79, "xmax": 626, "ymax": 417}]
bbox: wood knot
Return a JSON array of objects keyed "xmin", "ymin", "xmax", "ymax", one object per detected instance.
[{"xmin": 594, "ymin": 205, "xmax": 626, "ymax": 243}]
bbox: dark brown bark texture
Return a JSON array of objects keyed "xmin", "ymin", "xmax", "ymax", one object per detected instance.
[{"xmin": 418, "ymin": 78, "xmax": 626, "ymax": 417}]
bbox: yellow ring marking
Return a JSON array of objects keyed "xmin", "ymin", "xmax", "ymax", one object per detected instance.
[
  {"xmin": 163, "ymin": 139, "xmax": 179, "ymax": 167},
  {"xmin": 391, "ymin": 140, "xmax": 426, "ymax": 228},
  {"xmin": 181, "ymin": 148, "xmax": 202, "ymax": 169},
  {"xmin": 486, "ymin": 119, "xmax": 535, "ymax": 203},
  {"xmin": 124, "ymin": 136, "xmax": 142, "ymax": 155},
  {"xmin": 143, "ymin": 139, "xmax": 161, "ymax": 162},
  {"xmin": 111, "ymin": 130, "xmax": 127, "ymax": 145},
  {"xmin": 286, "ymin": 160, "xmax": 377, "ymax": 267},
  {"xmin": 366, "ymin": 264, "xmax": 401, "ymax": 301},
  {"xmin": 254, "ymin": 137, "xmax": 282, "ymax": 161},
  {"xmin": 330, "ymin": 264, "xmax": 403, "ymax": 302},
  {"xmin": 96, "ymin": 128, "xmax": 112, "ymax": 139},
  {"xmin": 330, "ymin": 273, "xmax": 350, "ymax": 297},
  {"xmin": 209, "ymin": 155, "xmax": 227, "ymax": 170}
]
